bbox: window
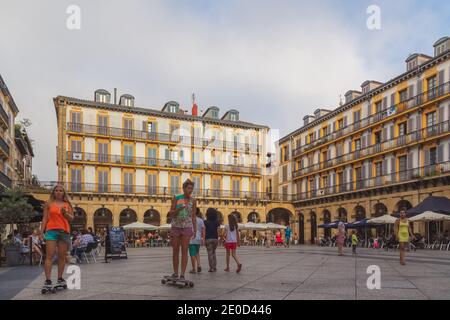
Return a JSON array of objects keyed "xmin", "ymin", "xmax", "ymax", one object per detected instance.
[
  {"xmin": 309, "ymin": 133, "xmax": 314, "ymax": 143},
  {"xmin": 212, "ymin": 178, "xmax": 221, "ymax": 197},
  {"xmin": 170, "ymin": 124, "xmax": 179, "ymax": 142},
  {"xmin": 375, "ymin": 101, "xmax": 383, "ymax": 113},
  {"xmin": 283, "ymin": 146, "xmax": 289, "ymax": 162},
  {"xmin": 70, "ymin": 140, "xmax": 82, "ymax": 160},
  {"xmin": 322, "ymin": 126, "xmax": 328, "ymax": 137},
  {"xmin": 124, "ymin": 172, "xmax": 133, "ymax": 193},
  {"xmin": 375, "ymin": 162, "xmax": 382, "ymax": 176},
  {"xmin": 192, "ymin": 151, "xmax": 200, "ymax": 169},
  {"xmin": 355, "ymin": 139, "xmax": 361, "ymax": 151},
  {"xmin": 250, "ymin": 181, "xmax": 258, "ymax": 198},
  {"xmin": 398, "ymin": 122, "xmax": 407, "ymax": 135},
  {"xmin": 230, "ymin": 113, "xmax": 238, "ymax": 121},
  {"xmin": 71, "ymin": 112, "xmax": 82, "ymax": 132},
  {"xmin": 399, "ymin": 156, "xmax": 407, "ymax": 180},
  {"xmin": 322, "ymin": 176, "xmax": 328, "ymax": 189},
  {"xmin": 430, "ymin": 147, "xmax": 437, "ymax": 165},
  {"xmin": 169, "ymin": 105, "xmax": 178, "ymax": 113},
  {"xmin": 355, "ymin": 167, "xmax": 362, "ymax": 188},
  {"xmin": 426, "ymin": 112, "xmax": 437, "ymax": 136},
  {"xmin": 282, "ymin": 166, "xmax": 288, "ymax": 182},
  {"xmin": 374, "ymin": 131, "xmax": 382, "ymax": 144},
  {"xmin": 148, "ymin": 147, "xmax": 157, "ymax": 166},
  {"xmin": 147, "ymin": 173, "xmax": 157, "ymax": 194},
  {"xmin": 232, "ymin": 180, "xmax": 240, "ymax": 198},
  {"xmin": 427, "ymin": 76, "xmax": 437, "ymax": 99},
  {"xmin": 97, "ymin": 115, "xmax": 108, "ymax": 135},
  {"xmin": 98, "ymin": 170, "xmax": 108, "ymax": 193},
  {"xmin": 211, "ymin": 110, "xmax": 219, "ymax": 118},
  {"xmin": 399, "ymin": 89, "xmax": 408, "ymax": 103},
  {"xmin": 170, "ymin": 175, "xmax": 180, "ymax": 194},
  {"xmin": 338, "ymin": 119, "xmax": 344, "ymax": 130},
  {"xmin": 98, "ymin": 142, "xmax": 108, "ymax": 163},
  {"xmin": 192, "ymin": 176, "xmax": 201, "ymax": 196},
  {"xmin": 124, "ymin": 144, "xmax": 134, "ymax": 164},
  {"xmin": 123, "ymin": 118, "xmax": 133, "ymax": 139},
  {"xmin": 71, "ymin": 168, "xmax": 82, "ymax": 192}
]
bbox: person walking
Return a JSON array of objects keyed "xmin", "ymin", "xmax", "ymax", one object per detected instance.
[
  {"xmin": 168, "ymin": 179, "xmax": 197, "ymax": 281},
  {"xmin": 336, "ymin": 221, "xmax": 346, "ymax": 256},
  {"xmin": 223, "ymin": 214, "xmax": 242, "ymax": 273},
  {"xmin": 394, "ymin": 210, "xmax": 415, "ymax": 265},
  {"xmin": 204, "ymin": 208, "xmax": 221, "ymax": 272},
  {"xmin": 284, "ymin": 225, "xmax": 292, "ymax": 248},
  {"xmin": 351, "ymin": 230, "xmax": 358, "ymax": 254},
  {"xmin": 189, "ymin": 208, "xmax": 205, "ymax": 274},
  {"xmin": 40, "ymin": 185, "xmax": 74, "ymax": 292}
]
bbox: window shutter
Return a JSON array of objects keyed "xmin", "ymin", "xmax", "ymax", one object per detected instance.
[
  {"xmin": 366, "ymin": 103, "xmax": 371, "ymax": 116},
  {"xmin": 417, "ymin": 79, "xmax": 423, "ymax": 95},
  {"xmin": 416, "ymin": 114, "xmax": 422, "ymax": 130},
  {"xmin": 389, "ymin": 125, "xmax": 394, "ymax": 140},
  {"xmin": 438, "ymin": 144, "xmax": 444, "ymax": 163},
  {"xmin": 349, "ymin": 168, "xmax": 353, "ymax": 190},
  {"xmin": 408, "ymin": 85, "xmax": 414, "ymax": 99},
  {"xmin": 382, "ymin": 97, "xmax": 388, "ymax": 110},
  {"xmin": 327, "ymin": 124, "xmax": 331, "ymax": 135},
  {"xmin": 368, "ymin": 161, "xmax": 373, "ymax": 179},
  {"xmin": 165, "ymin": 149, "xmax": 170, "ymax": 160},
  {"xmin": 407, "ymin": 117, "xmax": 414, "ymax": 134},
  {"xmin": 332, "ymin": 122, "xmax": 336, "ymax": 132},
  {"xmin": 382, "ymin": 128, "xmax": 387, "ymax": 142},
  {"xmin": 382, "ymin": 159, "xmax": 387, "ymax": 176},
  {"xmin": 424, "ymin": 149, "xmax": 430, "ymax": 167},
  {"xmin": 439, "ymin": 105, "xmax": 445, "ymax": 123},
  {"xmin": 361, "ymin": 135, "xmax": 366, "ymax": 149},
  {"xmin": 348, "ymin": 141, "xmax": 352, "ymax": 153},
  {"xmin": 391, "ymin": 157, "xmax": 396, "ymax": 175},
  {"xmin": 366, "ymin": 132, "xmax": 371, "ymax": 146},
  {"xmin": 390, "ymin": 93, "xmax": 395, "ymax": 107},
  {"xmin": 142, "ymin": 121, "xmax": 147, "ymax": 131},
  {"xmin": 438, "ymin": 70, "xmax": 445, "ymax": 95},
  {"xmin": 407, "ymin": 153, "xmax": 413, "ymax": 170},
  {"xmin": 343, "ymin": 116, "xmax": 348, "ymax": 127}
]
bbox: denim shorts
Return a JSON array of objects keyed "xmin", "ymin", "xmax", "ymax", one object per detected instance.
[{"xmin": 44, "ymin": 229, "xmax": 70, "ymax": 244}]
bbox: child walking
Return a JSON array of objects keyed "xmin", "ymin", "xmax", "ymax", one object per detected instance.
[
  {"xmin": 351, "ymin": 230, "xmax": 358, "ymax": 254},
  {"xmin": 223, "ymin": 214, "xmax": 242, "ymax": 273}
]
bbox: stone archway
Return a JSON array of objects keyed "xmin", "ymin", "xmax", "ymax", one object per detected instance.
[
  {"xmin": 266, "ymin": 208, "xmax": 293, "ymax": 225},
  {"xmin": 119, "ymin": 208, "xmax": 137, "ymax": 226},
  {"xmin": 93, "ymin": 207, "xmax": 113, "ymax": 234},
  {"xmin": 354, "ymin": 205, "xmax": 366, "ymax": 221},
  {"xmin": 373, "ymin": 203, "xmax": 388, "ymax": 217},
  {"xmin": 247, "ymin": 211, "xmax": 260, "ymax": 223},
  {"xmin": 322, "ymin": 210, "xmax": 331, "ymax": 238},
  {"xmin": 71, "ymin": 207, "xmax": 87, "ymax": 232},
  {"xmin": 144, "ymin": 209, "xmax": 161, "ymax": 226},
  {"xmin": 395, "ymin": 200, "xmax": 412, "ymax": 214},
  {"xmin": 338, "ymin": 207, "xmax": 348, "ymax": 222}
]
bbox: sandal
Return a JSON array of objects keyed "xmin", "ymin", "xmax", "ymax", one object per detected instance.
[
  {"xmin": 224, "ymin": 267, "xmax": 230, "ymax": 272},
  {"xmin": 189, "ymin": 270, "xmax": 197, "ymax": 274},
  {"xmin": 236, "ymin": 264, "xmax": 242, "ymax": 273}
]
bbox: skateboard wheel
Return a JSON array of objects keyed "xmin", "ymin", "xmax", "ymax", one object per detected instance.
[
  {"xmin": 41, "ymin": 289, "xmax": 47, "ymax": 294},
  {"xmin": 189, "ymin": 282, "xmax": 194, "ymax": 288},
  {"xmin": 161, "ymin": 279, "xmax": 166, "ymax": 284}
]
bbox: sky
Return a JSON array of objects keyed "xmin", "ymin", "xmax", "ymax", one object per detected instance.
[{"xmin": 0, "ymin": 0, "xmax": 449, "ymax": 181}]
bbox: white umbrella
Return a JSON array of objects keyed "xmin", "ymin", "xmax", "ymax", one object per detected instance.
[
  {"xmin": 409, "ymin": 211, "xmax": 450, "ymax": 222},
  {"xmin": 239, "ymin": 222, "xmax": 268, "ymax": 231},
  {"xmin": 122, "ymin": 222, "xmax": 158, "ymax": 231},
  {"xmin": 264, "ymin": 222, "xmax": 287, "ymax": 230},
  {"xmin": 157, "ymin": 223, "xmax": 172, "ymax": 231},
  {"xmin": 368, "ymin": 214, "xmax": 397, "ymax": 224}
]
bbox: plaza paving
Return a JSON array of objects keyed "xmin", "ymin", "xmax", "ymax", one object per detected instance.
[{"xmin": 2, "ymin": 246, "xmax": 450, "ymax": 300}]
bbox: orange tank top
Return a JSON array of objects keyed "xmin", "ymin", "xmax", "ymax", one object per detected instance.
[{"xmin": 45, "ymin": 202, "xmax": 71, "ymax": 233}]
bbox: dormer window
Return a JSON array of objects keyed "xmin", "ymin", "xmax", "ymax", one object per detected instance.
[
  {"xmin": 95, "ymin": 89, "xmax": 111, "ymax": 103},
  {"xmin": 119, "ymin": 94, "xmax": 135, "ymax": 107},
  {"xmin": 211, "ymin": 109, "xmax": 219, "ymax": 118},
  {"xmin": 169, "ymin": 105, "xmax": 178, "ymax": 113}
]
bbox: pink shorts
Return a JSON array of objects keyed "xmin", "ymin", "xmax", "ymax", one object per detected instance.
[
  {"xmin": 336, "ymin": 235, "xmax": 345, "ymax": 245},
  {"xmin": 170, "ymin": 226, "xmax": 193, "ymax": 238},
  {"xmin": 224, "ymin": 242, "xmax": 237, "ymax": 250}
]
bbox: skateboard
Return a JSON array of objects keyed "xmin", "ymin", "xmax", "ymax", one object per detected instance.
[
  {"xmin": 161, "ymin": 275, "xmax": 194, "ymax": 288},
  {"xmin": 41, "ymin": 283, "xmax": 67, "ymax": 294}
]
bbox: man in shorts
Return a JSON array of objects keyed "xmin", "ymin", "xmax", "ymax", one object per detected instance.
[{"xmin": 189, "ymin": 208, "xmax": 205, "ymax": 273}]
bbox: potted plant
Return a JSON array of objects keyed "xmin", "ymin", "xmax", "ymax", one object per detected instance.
[{"xmin": 0, "ymin": 189, "xmax": 34, "ymax": 266}]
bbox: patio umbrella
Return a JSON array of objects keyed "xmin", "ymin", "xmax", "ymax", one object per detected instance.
[
  {"xmin": 406, "ymin": 196, "xmax": 450, "ymax": 217},
  {"xmin": 157, "ymin": 223, "xmax": 172, "ymax": 231},
  {"xmin": 409, "ymin": 211, "xmax": 450, "ymax": 222},
  {"xmin": 264, "ymin": 222, "xmax": 287, "ymax": 230},
  {"xmin": 238, "ymin": 222, "xmax": 268, "ymax": 230},
  {"xmin": 122, "ymin": 222, "xmax": 158, "ymax": 231},
  {"xmin": 368, "ymin": 214, "xmax": 397, "ymax": 224}
]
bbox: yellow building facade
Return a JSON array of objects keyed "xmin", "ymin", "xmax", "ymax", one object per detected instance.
[
  {"xmin": 278, "ymin": 36, "xmax": 450, "ymax": 244},
  {"xmin": 28, "ymin": 90, "xmax": 297, "ymax": 232}
]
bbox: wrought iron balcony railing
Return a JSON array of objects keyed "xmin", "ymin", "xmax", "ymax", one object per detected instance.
[
  {"xmin": 66, "ymin": 151, "xmax": 261, "ymax": 175},
  {"xmin": 0, "ymin": 136, "xmax": 10, "ymax": 158},
  {"xmin": 292, "ymin": 81, "xmax": 450, "ymax": 157},
  {"xmin": 66, "ymin": 123, "xmax": 261, "ymax": 153},
  {"xmin": 0, "ymin": 101, "xmax": 9, "ymax": 128},
  {"xmin": 0, "ymin": 170, "xmax": 12, "ymax": 189}
]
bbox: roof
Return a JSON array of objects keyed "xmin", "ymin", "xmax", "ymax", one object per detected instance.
[
  {"xmin": 278, "ymin": 47, "xmax": 450, "ymax": 144},
  {"xmin": 54, "ymin": 96, "xmax": 269, "ymax": 130},
  {"xmin": 433, "ymin": 36, "xmax": 450, "ymax": 47},
  {"xmin": 0, "ymin": 73, "xmax": 20, "ymax": 115},
  {"xmin": 405, "ymin": 53, "xmax": 432, "ymax": 62}
]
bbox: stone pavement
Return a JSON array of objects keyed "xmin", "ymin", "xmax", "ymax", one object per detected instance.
[{"xmin": 3, "ymin": 246, "xmax": 450, "ymax": 300}]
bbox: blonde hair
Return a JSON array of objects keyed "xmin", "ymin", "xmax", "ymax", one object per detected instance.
[{"xmin": 48, "ymin": 184, "xmax": 73, "ymax": 211}]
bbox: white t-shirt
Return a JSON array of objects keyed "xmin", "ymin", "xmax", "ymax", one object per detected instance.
[
  {"xmin": 190, "ymin": 217, "xmax": 204, "ymax": 245},
  {"xmin": 225, "ymin": 225, "xmax": 238, "ymax": 243}
]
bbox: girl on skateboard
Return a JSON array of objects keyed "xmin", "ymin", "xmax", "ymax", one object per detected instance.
[
  {"xmin": 168, "ymin": 179, "xmax": 197, "ymax": 281},
  {"xmin": 223, "ymin": 214, "xmax": 242, "ymax": 273},
  {"xmin": 40, "ymin": 184, "xmax": 74, "ymax": 293}
]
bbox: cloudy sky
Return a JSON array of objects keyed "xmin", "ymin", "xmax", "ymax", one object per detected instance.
[{"xmin": 0, "ymin": 0, "xmax": 449, "ymax": 181}]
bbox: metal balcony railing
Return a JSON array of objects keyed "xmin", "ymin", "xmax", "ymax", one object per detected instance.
[
  {"xmin": 0, "ymin": 101, "xmax": 9, "ymax": 128},
  {"xmin": 293, "ymin": 161, "xmax": 450, "ymax": 202},
  {"xmin": 66, "ymin": 123, "xmax": 261, "ymax": 153},
  {"xmin": 292, "ymin": 120, "xmax": 450, "ymax": 178},
  {"xmin": 66, "ymin": 151, "xmax": 261, "ymax": 175},
  {"xmin": 0, "ymin": 170, "xmax": 12, "ymax": 189},
  {"xmin": 0, "ymin": 136, "xmax": 10, "ymax": 157},
  {"xmin": 292, "ymin": 81, "xmax": 450, "ymax": 157}
]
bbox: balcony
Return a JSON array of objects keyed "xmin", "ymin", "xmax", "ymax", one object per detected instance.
[
  {"xmin": 293, "ymin": 161, "xmax": 450, "ymax": 203},
  {"xmin": 22, "ymin": 181, "xmax": 293, "ymax": 203},
  {"xmin": 66, "ymin": 151, "xmax": 261, "ymax": 176},
  {"xmin": 66, "ymin": 123, "xmax": 261, "ymax": 153},
  {"xmin": 0, "ymin": 170, "xmax": 12, "ymax": 189},
  {"xmin": 292, "ymin": 81, "xmax": 450, "ymax": 158},
  {"xmin": 0, "ymin": 102, "xmax": 9, "ymax": 128},
  {"xmin": 0, "ymin": 136, "xmax": 10, "ymax": 158},
  {"xmin": 292, "ymin": 120, "xmax": 450, "ymax": 179}
]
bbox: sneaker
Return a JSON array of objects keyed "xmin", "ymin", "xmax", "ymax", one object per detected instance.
[
  {"xmin": 170, "ymin": 273, "xmax": 179, "ymax": 279},
  {"xmin": 197, "ymin": 266, "xmax": 202, "ymax": 273},
  {"xmin": 57, "ymin": 278, "xmax": 66, "ymax": 285}
]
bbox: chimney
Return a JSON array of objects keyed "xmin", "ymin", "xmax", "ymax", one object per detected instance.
[
  {"xmin": 114, "ymin": 88, "xmax": 117, "ymax": 104},
  {"xmin": 191, "ymin": 93, "xmax": 198, "ymax": 116}
]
